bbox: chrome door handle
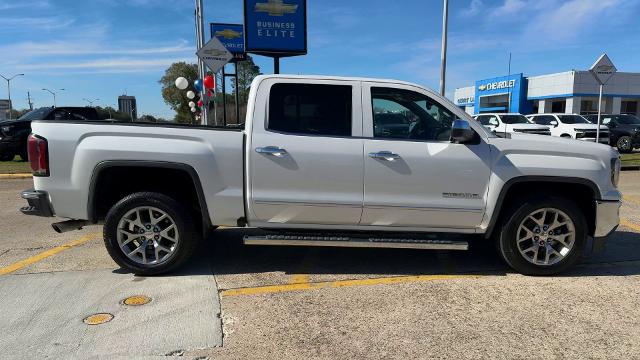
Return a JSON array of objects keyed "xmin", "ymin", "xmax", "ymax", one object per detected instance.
[
  {"xmin": 256, "ymin": 146, "xmax": 288, "ymax": 157},
  {"xmin": 368, "ymin": 151, "xmax": 400, "ymax": 161}
]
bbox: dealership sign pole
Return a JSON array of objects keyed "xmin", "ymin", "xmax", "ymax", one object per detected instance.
[{"xmin": 589, "ymin": 54, "xmax": 617, "ymax": 143}]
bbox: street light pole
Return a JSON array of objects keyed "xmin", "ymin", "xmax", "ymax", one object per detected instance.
[
  {"xmin": 42, "ymin": 88, "xmax": 65, "ymax": 107},
  {"xmin": 0, "ymin": 73, "xmax": 24, "ymax": 120},
  {"xmin": 439, "ymin": 0, "xmax": 449, "ymax": 97},
  {"xmin": 82, "ymin": 98, "xmax": 100, "ymax": 107}
]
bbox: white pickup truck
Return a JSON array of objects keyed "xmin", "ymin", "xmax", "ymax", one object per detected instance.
[{"xmin": 21, "ymin": 75, "xmax": 621, "ymax": 276}]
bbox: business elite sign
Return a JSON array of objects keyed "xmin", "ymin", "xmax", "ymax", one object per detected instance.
[
  {"xmin": 210, "ymin": 23, "xmax": 246, "ymax": 61},
  {"xmin": 243, "ymin": 0, "xmax": 307, "ymax": 56}
]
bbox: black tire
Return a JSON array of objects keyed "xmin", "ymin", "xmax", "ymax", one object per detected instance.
[
  {"xmin": 19, "ymin": 146, "xmax": 28, "ymax": 162},
  {"xmin": 104, "ymin": 192, "xmax": 199, "ymax": 275},
  {"xmin": 616, "ymin": 136, "xmax": 633, "ymax": 154},
  {"xmin": 497, "ymin": 194, "xmax": 587, "ymax": 276},
  {"xmin": 0, "ymin": 153, "xmax": 14, "ymax": 161}
]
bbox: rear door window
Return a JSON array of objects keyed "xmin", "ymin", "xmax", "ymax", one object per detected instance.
[{"xmin": 268, "ymin": 83, "xmax": 352, "ymax": 137}]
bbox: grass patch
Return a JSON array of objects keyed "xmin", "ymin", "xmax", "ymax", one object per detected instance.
[
  {"xmin": 621, "ymin": 152, "xmax": 640, "ymax": 168},
  {"xmin": 0, "ymin": 156, "xmax": 31, "ymax": 174}
]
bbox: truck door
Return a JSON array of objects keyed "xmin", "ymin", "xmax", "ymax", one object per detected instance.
[
  {"xmin": 360, "ymin": 83, "xmax": 492, "ymax": 230},
  {"xmin": 247, "ymin": 79, "xmax": 364, "ymax": 227}
]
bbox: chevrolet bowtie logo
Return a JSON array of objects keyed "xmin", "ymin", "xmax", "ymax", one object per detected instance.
[
  {"xmin": 215, "ymin": 29, "xmax": 242, "ymax": 40},
  {"xmin": 478, "ymin": 85, "xmax": 487, "ymax": 91},
  {"xmin": 254, "ymin": 0, "xmax": 298, "ymax": 16}
]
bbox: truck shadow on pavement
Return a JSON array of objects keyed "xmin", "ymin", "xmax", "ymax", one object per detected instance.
[{"xmin": 176, "ymin": 228, "xmax": 640, "ymax": 279}]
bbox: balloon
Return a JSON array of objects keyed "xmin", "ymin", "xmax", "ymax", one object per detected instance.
[
  {"xmin": 186, "ymin": 90, "xmax": 195, "ymax": 99},
  {"xmin": 197, "ymin": 100, "xmax": 203, "ymax": 107},
  {"xmin": 190, "ymin": 107, "xmax": 196, "ymax": 113},
  {"xmin": 203, "ymin": 75, "xmax": 215, "ymax": 90},
  {"xmin": 188, "ymin": 101, "xmax": 196, "ymax": 108},
  {"xmin": 194, "ymin": 79, "xmax": 203, "ymax": 92},
  {"xmin": 175, "ymin": 77, "xmax": 188, "ymax": 90}
]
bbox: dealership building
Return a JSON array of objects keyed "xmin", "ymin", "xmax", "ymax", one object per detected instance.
[{"xmin": 454, "ymin": 70, "xmax": 640, "ymax": 116}]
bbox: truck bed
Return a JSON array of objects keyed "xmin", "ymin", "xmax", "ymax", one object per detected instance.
[{"xmin": 30, "ymin": 121, "xmax": 246, "ymax": 226}]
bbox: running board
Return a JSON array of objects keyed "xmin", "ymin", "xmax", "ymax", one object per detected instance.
[{"xmin": 243, "ymin": 235, "xmax": 468, "ymax": 250}]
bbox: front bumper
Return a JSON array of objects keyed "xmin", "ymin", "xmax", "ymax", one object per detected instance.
[
  {"xmin": 20, "ymin": 189, "xmax": 54, "ymax": 217},
  {"xmin": 592, "ymin": 199, "xmax": 621, "ymax": 252},
  {"xmin": 577, "ymin": 137, "xmax": 610, "ymax": 144}
]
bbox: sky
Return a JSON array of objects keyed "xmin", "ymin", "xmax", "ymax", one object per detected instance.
[{"xmin": 1, "ymin": 0, "xmax": 639, "ymax": 119}]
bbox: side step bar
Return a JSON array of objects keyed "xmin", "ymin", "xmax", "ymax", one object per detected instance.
[{"xmin": 243, "ymin": 235, "xmax": 468, "ymax": 250}]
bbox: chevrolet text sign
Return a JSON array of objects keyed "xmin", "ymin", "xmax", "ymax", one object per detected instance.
[
  {"xmin": 478, "ymin": 79, "xmax": 516, "ymax": 92},
  {"xmin": 244, "ymin": 0, "xmax": 307, "ymax": 55}
]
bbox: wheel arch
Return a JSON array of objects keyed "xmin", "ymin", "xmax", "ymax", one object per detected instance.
[
  {"xmin": 87, "ymin": 160, "xmax": 212, "ymax": 234},
  {"xmin": 485, "ymin": 176, "xmax": 600, "ymax": 239}
]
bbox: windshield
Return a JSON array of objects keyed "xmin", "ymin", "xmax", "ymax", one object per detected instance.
[
  {"xmin": 17, "ymin": 107, "xmax": 51, "ymax": 121},
  {"xmin": 558, "ymin": 115, "xmax": 590, "ymax": 124},
  {"xmin": 500, "ymin": 115, "xmax": 531, "ymax": 124},
  {"xmin": 615, "ymin": 115, "xmax": 640, "ymax": 125}
]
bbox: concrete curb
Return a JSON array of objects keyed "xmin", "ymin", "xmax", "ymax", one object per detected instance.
[{"xmin": 0, "ymin": 173, "xmax": 32, "ymax": 179}]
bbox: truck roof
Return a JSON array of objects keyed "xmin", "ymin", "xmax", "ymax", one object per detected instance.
[{"xmin": 254, "ymin": 74, "xmax": 430, "ymax": 91}]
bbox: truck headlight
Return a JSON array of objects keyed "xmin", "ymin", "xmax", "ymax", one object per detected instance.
[
  {"xmin": 611, "ymin": 158, "xmax": 621, "ymax": 187},
  {"xmin": 1, "ymin": 126, "xmax": 11, "ymax": 133}
]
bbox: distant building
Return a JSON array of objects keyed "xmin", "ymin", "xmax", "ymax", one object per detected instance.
[{"xmin": 118, "ymin": 95, "xmax": 137, "ymax": 120}]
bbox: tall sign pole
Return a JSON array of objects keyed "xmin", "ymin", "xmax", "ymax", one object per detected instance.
[
  {"xmin": 589, "ymin": 53, "xmax": 617, "ymax": 143},
  {"xmin": 195, "ymin": 0, "xmax": 208, "ymax": 125},
  {"xmin": 439, "ymin": 0, "xmax": 449, "ymax": 96}
]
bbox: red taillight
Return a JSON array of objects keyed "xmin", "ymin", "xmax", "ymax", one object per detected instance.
[{"xmin": 27, "ymin": 134, "xmax": 49, "ymax": 177}]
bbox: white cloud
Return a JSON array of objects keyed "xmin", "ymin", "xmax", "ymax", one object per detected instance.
[
  {"xmin": 461, "ymin": 0, "xmax": 484, "ymax": 17},
  {"xmin": 493, "ymin": 0, "xmax": 527, "ymax": 16},
  {"xmin": 0, "ymin": 40, "xmax": 192, "ymax": 57},
  {"xmin": 16, "ymin": 57, "xmax": 193, "ymax": 72}
]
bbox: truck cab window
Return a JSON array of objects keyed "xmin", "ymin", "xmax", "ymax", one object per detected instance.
[
  {"xmin": 371, "ymin": 87, "xmax": 453, "ymax": 141},
  {"xmin": 268, "ymin": 83, "xmax": 352, "ymax": 136}
]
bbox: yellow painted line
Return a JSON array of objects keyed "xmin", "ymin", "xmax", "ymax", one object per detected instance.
[
  {"xmin": 621, "ymin": 218, "xmax": 640, "ymax": 233},
  {"xmin": 623, "ymin": 195, "xmax": 640, "ymax": 206},
  {"xmin": 0, "ymin": 173, "xmax": 32, "ymax": 179},
  {"xmin": 222, "ymin": 274, "xmax": 478, "ymax": 297},
  {"xmin": 288, "ymin": 249, "xmax": 317, "ymax": 285},
  {"xmin": 0, "ymin": 231, "xmax": 101, "ymax": 275}
]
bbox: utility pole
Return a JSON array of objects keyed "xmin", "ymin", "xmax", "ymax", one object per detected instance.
[
  {"xmin": 27, "ymin": 92, "xmax": 34, "ymax": 110},
  {"xmin": 439, "ymin": 0, "xmax": 449, "ymax": 96},
  {"xmin": 1, "ymin": 73, "xmax": 25, "ymax": 120},
  {"xmin": 195, "ymin": 0, "xmax": 208, "ymax": 125}
]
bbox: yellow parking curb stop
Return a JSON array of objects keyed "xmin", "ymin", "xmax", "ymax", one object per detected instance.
[{"xmin": 122, "ymin": 295, "xmax": 152, "ymax": 306}]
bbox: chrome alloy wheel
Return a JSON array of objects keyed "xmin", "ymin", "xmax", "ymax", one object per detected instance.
[
  {"xmin": 618, "ymin": 137, "xmax": 631, "ymax": 151},
  {"xmin": 516, "ymin": 208, "xmax": 576, "ymax": 266},
  {"xmin": 116, "ymin": 206, "xmax": 179, "ymax": 265}
]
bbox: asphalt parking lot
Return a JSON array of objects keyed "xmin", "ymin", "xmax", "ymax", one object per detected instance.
[{"xmin": 1, "ymin": 173, "xmax": 640, "ymax": 359}]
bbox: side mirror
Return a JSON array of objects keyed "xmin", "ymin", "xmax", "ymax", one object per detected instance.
[
  {"xmin": 451, "ymin": 119, "xmax": 476, "ymax": 143},
  {"xmin": 549, "ymin": 120, "xmax": 558, "ymax": 127},
  {"xmin": 608, "ymin": 121, "xmax": 616, "ymax": 128}
]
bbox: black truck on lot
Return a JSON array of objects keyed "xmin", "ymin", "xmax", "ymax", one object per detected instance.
[
  {"xmin": 0, "ymin": 107, "xmax": 100, "ymax": 161},
  {"xmin": 585, "ymin": 114, "xmax": 640, "ymax": 153}
]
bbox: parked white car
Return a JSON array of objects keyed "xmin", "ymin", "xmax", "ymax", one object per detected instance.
[
  {"xmin": 20, "ymin": 75, "xmax": 621, "ymax": 276},
  {"xmin": 527, "ymin": 113, "xmax": 609, "ymax": 144},
  {"xmin": 474, "ymin": 113, "xmax": 551, "ymax": 136}
]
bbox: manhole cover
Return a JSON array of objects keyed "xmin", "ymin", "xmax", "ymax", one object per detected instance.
[
  {"xmin": 122, "ymin": 295, "xmax": 152, "ymax": 306},
  {"xmin": 83, "ymin": 313, "xmax": 114, "ymax": 325}
]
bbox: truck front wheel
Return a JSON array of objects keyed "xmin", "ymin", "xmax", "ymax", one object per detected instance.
[
  {"xmin": 103, "ymin": 192, "xmax": 199, "ymax": 275},
  {"xmin": 497, "ymin": 195, "xmax": 587, "ymax": 275}
]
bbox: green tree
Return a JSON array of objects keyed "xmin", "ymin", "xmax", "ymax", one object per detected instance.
[
  {"xmin": 159, "ymin": 62, "xmax": 198, "ymax": 124},
  {"xmin": 95, "ymin": 106, "xmax": 131, "ymax": 121},
  {"xmin": 232, "ymin": 55, "xmax": 261, "ymax": 106}
]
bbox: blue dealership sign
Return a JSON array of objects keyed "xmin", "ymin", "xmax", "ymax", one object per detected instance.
[
  {"xmin": 475, "ymin": 73, "xmax": 528, "ymax": 114},
  {"xmin": 243, "ymin": 0, "xmax": 307, "ymax": 55},
  {"xmin": 210, "ymin": 23, "xmax": 246, "ymax": 61}
]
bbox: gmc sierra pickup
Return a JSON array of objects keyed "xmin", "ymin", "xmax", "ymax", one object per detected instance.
[{"xmin": 20, "ymin": 75, "xmax": 621, "ymax": 276}]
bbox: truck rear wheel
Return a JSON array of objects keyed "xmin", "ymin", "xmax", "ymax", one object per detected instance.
[
  {"xmin": 103, "ymin": 192, "xmax": 199, "ymax": 275},
  {"xmin": 497, "ymin": 194, "xmax": 587, "ymax": 275},
  {"xmin": 616, "ymin": 136, "xmax": 633, "ymax": 153}
]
